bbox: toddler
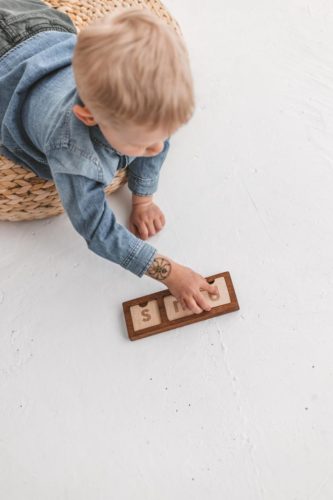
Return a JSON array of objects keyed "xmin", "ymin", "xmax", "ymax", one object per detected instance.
[{"xmin": 0, "ymin": 0, "xmax": 218, "ymax": 314}]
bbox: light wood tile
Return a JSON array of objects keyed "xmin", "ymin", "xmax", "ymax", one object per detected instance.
[
  {"xmin": 203, "ymin": 276, "xmax": 231, "ymax": 307},
  {"xmin": 130, "ymin": 300, "xmax": 161, "ymax": 331},
  {"xmin": 164, "ymin": 295, "xmax": 193, "ymax": 321}
]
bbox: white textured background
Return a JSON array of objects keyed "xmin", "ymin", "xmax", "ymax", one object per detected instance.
[{"xmin": 1, "ymin": 0, "xmax": 333, "ymax": 498}]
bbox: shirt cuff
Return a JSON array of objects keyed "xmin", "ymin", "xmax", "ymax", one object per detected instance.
[
  {"xmin": 121, "ymin": 238, "xmax": 158, "ymax": 277},
  {"xmin": 127, "ymin": 173, "xmax": 159, "ymax": 197}
]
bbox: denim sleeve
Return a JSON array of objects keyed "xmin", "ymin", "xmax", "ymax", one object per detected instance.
[
  {"xmin": 51, "ymin": 170, "xmax": 158, "ymax": 277},
  {"xmin": 127, "ymin": 138, "xmax": 170, "ymax": 196}
]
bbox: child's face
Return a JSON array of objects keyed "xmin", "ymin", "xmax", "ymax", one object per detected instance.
[
  {"xmin": 72, "ymin": 103, "xmax": 172, "ymax": 157},
  {"xmin": 98, "ymin": 121, "xmax": 170, "ymax": 157}
]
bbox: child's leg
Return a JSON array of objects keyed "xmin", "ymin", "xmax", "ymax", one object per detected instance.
[{"xmin": 0, "ymin": 0, "xmax": 77, "ymax": 60}]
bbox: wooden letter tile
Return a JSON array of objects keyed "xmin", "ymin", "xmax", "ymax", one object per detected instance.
[
  {"xmin": 130, "ymin": 300, "xmax": 161, "ymax": 332},
  {"xmin": 202, "ymin": 276, "xmax": 231, "ymax": 307},
  {"xmin": 164, "ymin": 295, "xmax": 193, "ymax": 321}
]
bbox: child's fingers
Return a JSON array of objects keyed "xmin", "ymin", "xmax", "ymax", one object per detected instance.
[
  {"xmin": 184, "ymin": 296, "xmax": 203, "ymax": 314},
  {"xmin": 128, "ymin": 221, "xmax": 138, "ymax": 236},
  {"xmin": 194, "ymin": 292, "xmax": 212, "ymax": 312},
  {"xmin": 200, "ymin": 280, "xmax": 219, "ymax": 296},
  {"xmin": 147, "ymin": 220, "xmax": 156, "ymax": 236},
  {"xmin": 138, "ymin": 222, "xmax": 149, "ymax": 240},
  {"xmin": 153, "ymin": 218, "xmax": 163, "ymax": 231},
  {"xmin": 179, "ymin": 298, "xmax": 188, "ymax": 311}
]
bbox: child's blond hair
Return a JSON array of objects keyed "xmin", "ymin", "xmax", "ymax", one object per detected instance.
[{"xmin": 72, "ymin": 7, "xmax": 195, "ymax": 134}]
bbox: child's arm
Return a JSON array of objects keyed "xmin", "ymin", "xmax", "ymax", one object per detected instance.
[
  {"xmin": 126, "ymin": 138, "xmax": 170, "ymax": 197},
  {"xmin": 48, "ymin": 162, "xmax": 157, "ymax": 277},
  {"xmin": 126, "ymin": 138, "xmax": 170, "ymax": 240},
  {"xmin": 49, "ymin": 167, "xmax": 216, "ymax": 313}
]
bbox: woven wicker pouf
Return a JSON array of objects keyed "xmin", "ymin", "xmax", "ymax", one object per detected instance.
[{"xmin": 0, "ymin": 0, "xmax": 181, "ymax": 222}]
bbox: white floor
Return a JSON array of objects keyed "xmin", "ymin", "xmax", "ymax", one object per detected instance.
[{"xmin": 1, "ymin": 0, "xmax": 333, "ymax": 498}]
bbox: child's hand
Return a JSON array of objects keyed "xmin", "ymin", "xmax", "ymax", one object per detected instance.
[
  {"xmin": 128, "ymin": 195, "xmax": 165, "ymax": 240},
  {"xmin": 145, "ymin": 254, "xmax": 219, "ymax": 314},
  {"xmin": 164, "ymin": 262, "xmax": 218, "ymax": 314}
]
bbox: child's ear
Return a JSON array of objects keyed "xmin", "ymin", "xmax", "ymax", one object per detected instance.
[{"xmin": 72, "ymin": 104, "xmax": 97, "ymax": 126}]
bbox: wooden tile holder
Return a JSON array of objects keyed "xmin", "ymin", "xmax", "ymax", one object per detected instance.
[{"xmin": 122, "ymin": 271, "xmax": 239, "ymax": 341}]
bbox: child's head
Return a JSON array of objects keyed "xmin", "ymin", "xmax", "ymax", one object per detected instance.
[{"xmin": 72, "ymin": 7, "xmax": 195, "ymax": 156}]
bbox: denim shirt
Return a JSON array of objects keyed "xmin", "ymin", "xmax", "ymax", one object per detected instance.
[{"xmin": 0, "ymin": 31, "xmax": 170, "ymax": 277}]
